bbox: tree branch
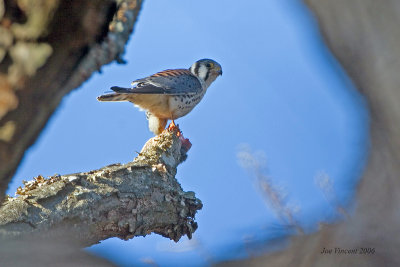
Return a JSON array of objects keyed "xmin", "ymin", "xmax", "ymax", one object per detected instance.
[
  {"xmin": 0, "ymin": 0, "xmax": 143, "ymax": 203},
  {"xmin": 0, "ymin": 130, "xmax": 202, "ymax": 246}
]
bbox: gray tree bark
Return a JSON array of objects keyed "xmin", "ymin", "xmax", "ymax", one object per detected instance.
[
  {"xmin": 0, "ymin": 129, "xmax": 202, "ymax": 246},
  {"xmin": 220, "ymin": 1, "xmax": 400, "ymax": 266}
]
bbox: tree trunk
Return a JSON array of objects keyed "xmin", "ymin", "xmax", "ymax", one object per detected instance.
[
  {"xmin": 0, "ymin": 0, "xmax": 143, "ymax": 203},
  {"xmin": 220, "ymin": 1, "xmax": 400, "ymax": 266}
]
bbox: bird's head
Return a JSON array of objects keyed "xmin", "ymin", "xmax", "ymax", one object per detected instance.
[{"xmin": 190, "ymin": 59, "xmax": 222, "ymax": 87}]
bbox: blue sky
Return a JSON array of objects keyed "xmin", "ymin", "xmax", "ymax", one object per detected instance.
[{"xmin": 7, "ymin": 0, "xmax": 368, "ymax": 266}]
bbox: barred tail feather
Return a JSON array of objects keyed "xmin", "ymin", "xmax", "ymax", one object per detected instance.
[
  {"xmin": 97, "ymin": 86, "xmax": 135, "ymax": 102},
  {"xmin": 97, "ymin": 93, "xmax": 130, "ymax": 102}
]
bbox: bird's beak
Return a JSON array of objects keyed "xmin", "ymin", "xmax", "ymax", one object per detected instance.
[{"xmin": 218, "ymin": 69, "xmax": 223, "ymax": 76}]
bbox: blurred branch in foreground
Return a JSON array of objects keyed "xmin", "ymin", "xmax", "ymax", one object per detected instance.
[
  {"xmin": 237, "ymin": 144, "xmax": 302, "ymax": 234},
  {"xmin": 0, "ymin": 0, "xmax": 143, "ymax": 203},
  {"xmin": 314, "ymin": 171, "xmax": 349, "ymax": 220},
  {"xmin": 0, "ymin": 129, "xmax": 202, "ymax": 246},
  {"xmin": 221, "ymin": 1, "xmax": 400, "ymax": 266},
  {"xmin": 0, "ymin": 238, "xmax": 116, "ymax": 267}
]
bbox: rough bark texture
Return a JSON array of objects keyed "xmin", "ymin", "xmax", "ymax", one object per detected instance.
[
  {"xmin": 0, "ymin": 129, "xmax": 202, "ymax": 246},
  {"xmin": 221, "ymin": 1, "xmax": 400, "ymax": 266},
  {"xmin": 0, "ymin": 0, "xmax": 143, "ymax": 203}
]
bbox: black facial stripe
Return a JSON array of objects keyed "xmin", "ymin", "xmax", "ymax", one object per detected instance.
[
  {"xmin": 194, "ymin": 63, "xmax": 200, "ymax": 76},
  {"xmin": 204, "ymin": 69, "xmax": 210, "ymax": 82}
]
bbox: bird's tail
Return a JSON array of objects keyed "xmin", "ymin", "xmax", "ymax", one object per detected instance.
[
  {"xmin": 97, "ymin": 86, "xmax": 132, "ymax": 102},
  {"xmin": 110, "ymin": 86, "xmax": 132, "ymax": 94}
]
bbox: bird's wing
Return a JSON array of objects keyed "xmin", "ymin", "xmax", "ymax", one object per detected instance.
[{"xmin": 127, "ymin": 69, "xmax": 202, "ymax": 95}]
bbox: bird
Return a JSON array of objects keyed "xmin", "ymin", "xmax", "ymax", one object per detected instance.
[{"xmin": 97, "ymin": 59, "xmax": 222, "ymax": 135}]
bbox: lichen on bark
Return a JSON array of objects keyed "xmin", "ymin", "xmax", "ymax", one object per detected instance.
[{"xmin": 0, "ymin": 129, "xmax": 202, "ymax": 246}]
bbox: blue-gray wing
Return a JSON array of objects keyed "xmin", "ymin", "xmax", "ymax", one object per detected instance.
[{"xmin": 123, "ymin": 69, "xmax": 202, "ymax": 95}]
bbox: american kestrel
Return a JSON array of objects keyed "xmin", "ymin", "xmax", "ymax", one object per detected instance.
[{"xmin": 97, "ymin": 59, "xmax": 222, "ymax": 135}]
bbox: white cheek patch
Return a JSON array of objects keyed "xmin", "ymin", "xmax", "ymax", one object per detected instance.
[
  {"xmin": 197, "ymin": 65, "xmax": 209, "ymax": 81},
  {"xmin": 190, "ymin": 64, "xmax": 196, "ymax": 75}
]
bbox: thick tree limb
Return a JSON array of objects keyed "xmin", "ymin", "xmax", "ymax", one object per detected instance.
[
  {"xmin": 0, "ymin": 129, "xmax": 202, "ymax": 246},
  {"xmin": 0, "ymin": 0, "xmax": 143, "ymax": 203}
]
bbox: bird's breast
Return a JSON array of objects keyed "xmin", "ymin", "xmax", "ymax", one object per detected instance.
[{"xmin": 168, "ymin": 91, "xmax": 206, "ymax": 119}]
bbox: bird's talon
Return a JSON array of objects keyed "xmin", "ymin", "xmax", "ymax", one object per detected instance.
[{"xmin": 167, "ymin": 121, "xmax": 181, "ymax": 135}]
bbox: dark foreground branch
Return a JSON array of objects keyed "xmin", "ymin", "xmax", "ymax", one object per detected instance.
[
  {"xmin": 0, "ymin": 0, "xmax": 143, "ymax": 202},
  {"xmin": 0, "ymin": 130, "xmax": 202, "ymax": 246},
  {"xmin": 220, "ymin": 1, "xmax": 400, "ymax": 266}
]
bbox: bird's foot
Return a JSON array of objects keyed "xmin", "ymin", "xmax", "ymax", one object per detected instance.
[
  {"xmin": 166, "ymin": 120, "xmax": 192, "ymax": 152},
  {"xmin": 167, "ymin": 120, "xmax": 180, "ymax": 135}
]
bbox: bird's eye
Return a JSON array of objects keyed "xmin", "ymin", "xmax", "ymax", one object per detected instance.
[{"xmin": 206, "ymin": 63, "xmax": 214, "ymax": 68}]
